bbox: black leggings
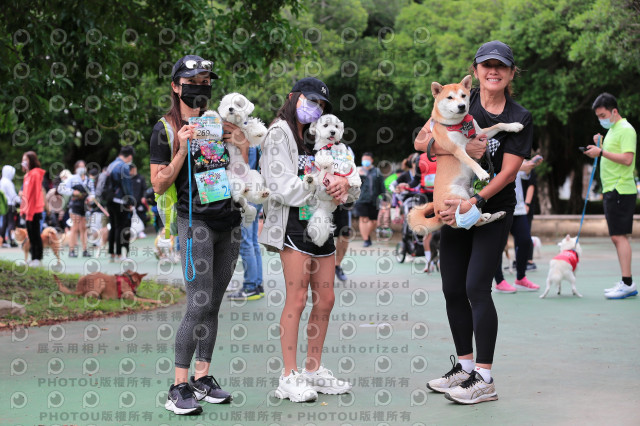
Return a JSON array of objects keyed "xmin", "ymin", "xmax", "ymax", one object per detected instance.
[
  {"xmin": 0, "ymin": 205, "xmax": 17, "ymax": 243},
  {"xmin": 174, "ymin": 216, "xmax": 241, "ymax": 368},
  {"xmin": 440, "ymin": 213, "xmax": 512, "ymax": 365},
  {"xmin": 494, "ymin": 214, "xmax": 533, "ymax": 282},
  {"xmin": 107, "ymin": 203, "xmax": 132, "ymax": 256},
  {"xmin": 26, "ymin": 212, "xmax": 43, "ymax": 260}
]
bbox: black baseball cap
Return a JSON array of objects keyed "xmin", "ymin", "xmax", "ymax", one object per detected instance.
[
  {"xmin": 291, "ymin": 77, "xmax": 332, "ymax": 113},
  {"xmin": 171, "ymin": 55, "xmax": 219, "ymax": 81},
  {"xmin": 474, "ymin": 40, "xmax": 515, "ymax": 67}
]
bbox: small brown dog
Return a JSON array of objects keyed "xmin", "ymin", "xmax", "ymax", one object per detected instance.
[
  {"xmin": 408, "ymin": 75, "xmax": 524, "ymax": 235},
  {"xmin": 53, "ymin": 270, "xmax": 161, "ymax": 304},
  {"xmin": 14, "ymin": 227, "xmax": 62, "ymax": 263}
]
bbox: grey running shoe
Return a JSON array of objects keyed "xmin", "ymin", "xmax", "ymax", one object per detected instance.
[
  {"xmin": 165, "ymin": 382, "xmax": 202, "ymax": 415},
  {"xmin": 445, "ymin": 371, "xmax": 498, "ymax": 405},
  {"xmin": 427, "ymin": 355, "xmax": 471, "ymax": 393},
  {"xmin": 189, "ymin": 375, "xmax": 232, "ymax": 404}
]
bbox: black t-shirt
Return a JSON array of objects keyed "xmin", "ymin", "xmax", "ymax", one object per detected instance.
[
  {"xmin": 469, "ymin": 88, "xmax": 533, "ymax": 213},
  {"xmin": 522, "ymin": 169, "xmax": 539, "ymax": 215},
  {"xmin": 149, "ymin": 119, "xmax": 241, "ymax": 231}
]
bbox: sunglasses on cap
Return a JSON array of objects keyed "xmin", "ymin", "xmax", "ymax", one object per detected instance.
[{"xmin": 183, "ymin": 59, "xmax": 213, "ymax": 71}]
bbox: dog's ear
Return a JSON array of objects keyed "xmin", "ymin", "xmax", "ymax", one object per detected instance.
[
  {"xmin": 461, "ymin": 75, "xmax": 472, "ymax": 91},
  {"xmin": 309, "ymin": 121, "xmax": 317, "ymax": 136},
  {"xmin": 431, "ymin": 82, "xmax": 443, "ymax": 98}
]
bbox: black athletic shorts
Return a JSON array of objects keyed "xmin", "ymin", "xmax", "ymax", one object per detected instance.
[
  {"xmin": 283, "ymin": 232, "xmax": 336, "ymax": 257},
  {"xmin": 333, "ymin": 204, "xmax": 353, "ymax": 237},
  {"xmin": 354, "ymin": 202, "xmax": 379, "ymax": 220},
  {"xmin": 603, "ymin": 190, "xmax": 636, "ymax": 236}
]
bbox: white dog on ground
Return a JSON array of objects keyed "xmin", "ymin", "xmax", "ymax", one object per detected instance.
[
  {"xmin": 541, "ymin": 234, "xmax": 582, "ymax": 298},
  {"xmin": 204, "ymin": 93, "xmax": 269, "ymax": 226},
  {"xmin": 304, "ymin": 114, "xmax": 361, "ymax": 246}
]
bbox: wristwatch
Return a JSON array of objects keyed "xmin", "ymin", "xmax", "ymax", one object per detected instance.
[{"xmin": 472, "ymin": 193, "xmax": 486, "ymax": 208}]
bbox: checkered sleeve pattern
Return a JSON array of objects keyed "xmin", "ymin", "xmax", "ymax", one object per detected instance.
[{"xmin": 487, "ymin": 138, "xmax": 500, "ymax": 157}]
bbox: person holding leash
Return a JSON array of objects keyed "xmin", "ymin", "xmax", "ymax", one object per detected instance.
[
  {"xmin": 150, "ymin": 55, "xmax": 248, "ymax": 415},
  {"xmin": 415, "ymin": 40, "xmax": 533, "ymax": 404},
  {"xmin": 259, "ymin": 77, "xmax": 358, "ymax": 402},
  {"xmin": 583, "ymin": 93, "xmax": 637, "ymax": 299}
]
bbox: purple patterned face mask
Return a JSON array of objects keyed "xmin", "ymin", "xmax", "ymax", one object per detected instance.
[{"xmin": 296, "ymin": 100, "xmax": 323, "ymax": 124}]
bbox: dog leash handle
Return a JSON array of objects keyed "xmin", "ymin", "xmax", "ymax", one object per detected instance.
[
  {"xmin": 184, "ymin": 137, "xmax": 196, "ymax": 282},
  {"xmin": 576, "ymin": 135, "xmax": 601, "ymax": 244}
]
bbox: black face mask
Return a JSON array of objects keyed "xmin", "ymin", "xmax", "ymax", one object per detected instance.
[{"xmin": 179, "ymin": 83, "xmax": 211, "ymax": 109}]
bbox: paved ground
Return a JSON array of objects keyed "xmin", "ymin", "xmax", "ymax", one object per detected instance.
[{"xmin": 0, "ymin": 234, "xmax": 639, "ymax": 425}]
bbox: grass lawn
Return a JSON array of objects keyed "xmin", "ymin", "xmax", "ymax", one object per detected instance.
[{"xmin": 0, "ymin": 259, "xmax": 184, "ymax": 330}]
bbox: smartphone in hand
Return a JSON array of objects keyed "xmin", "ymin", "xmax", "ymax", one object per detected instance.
[{"xmin": 578, "ymin": 147, "xmax": 587, "ymax": 152}]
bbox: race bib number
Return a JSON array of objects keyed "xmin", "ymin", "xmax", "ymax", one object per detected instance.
[
  {"xmin": 189, "ymin": 116, "xmax": 223, "ymax": 141},
  {"xmin": 299, "ymin": 175, "xmax": 312, "ymax": 220},
  {"xmin": 194, "ymin": 167, "xmax": 231, "ymax": 204},
  {"xmin": 189, "ymin": 115, "xmax": 229, "ymax": 171}
]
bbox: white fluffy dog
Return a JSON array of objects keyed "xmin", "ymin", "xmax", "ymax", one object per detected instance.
[
  {"xmin": 204, "ymin": 93, "xmax": 269, "ymax": 225},
  {"xmin": 541, "ymin": 234, "xmax": 582, "ymax": 298},
  {"xmin": 304, "ymin": 114, "xmax": 361, "ymax": 246}
]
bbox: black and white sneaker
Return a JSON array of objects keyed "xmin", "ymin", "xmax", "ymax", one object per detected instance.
[
  {"xmin": 189, "ymin": 375, "xmax": 233, "ymax": 404},
  {"xmin": 335, "ymin": 265, "xmax": 348, "ymax": 282},
  {"xmin": 165, "ymin": 382, "xmax": 202, "ymax": 415}
]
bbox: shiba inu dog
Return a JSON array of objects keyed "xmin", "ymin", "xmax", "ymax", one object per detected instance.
[
  {"xmin": 408, "ymin": 75, "xmax": 524, "ymax": 235},
  {"xmin": 541, "ymin": 234, "xmax": 582, "ymax": 298},
  {"xmin": 14, "ymin": 226, "xmax": 62, "ymax": 263}
]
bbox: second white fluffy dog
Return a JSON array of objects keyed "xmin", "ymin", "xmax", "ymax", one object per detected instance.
[{"xmin": 541, "ymin": 234, "xmax": 582, "ymax": 298}]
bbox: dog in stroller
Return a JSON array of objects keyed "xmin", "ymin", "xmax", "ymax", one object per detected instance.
[{"xmin": 394, "ymin": 193, "xmax": 427, "ymax": 263}]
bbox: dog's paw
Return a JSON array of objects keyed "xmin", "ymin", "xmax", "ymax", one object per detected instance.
[
  {"xmin": 503, "ymin": 122, "xmax": 524, "ymax": 133},
  {"xmin": 476, "ymin": 169, "xmax": 490, "ymax": 181}
]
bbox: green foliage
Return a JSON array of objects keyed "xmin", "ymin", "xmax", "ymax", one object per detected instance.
[{"xmin": 0, "ymin": 259, "xmax": 184, "ymax": 329}]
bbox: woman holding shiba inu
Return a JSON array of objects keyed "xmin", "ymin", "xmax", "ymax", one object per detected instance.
[
  {"xmin": 417, "ymin": 41, "xmax": 534, "ymax": 404},
  {"xmin": 259, "ymin": 78, "xmax": 358, "ymax": 402}
]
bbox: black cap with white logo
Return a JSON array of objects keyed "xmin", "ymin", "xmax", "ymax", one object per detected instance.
[
  {"xmin": 474, "ymin": 40, "xmax": 515, "ymax": 67},
  {"xmin": 291, "ymin": 77, "xmax": 332, "ymax": 113}
]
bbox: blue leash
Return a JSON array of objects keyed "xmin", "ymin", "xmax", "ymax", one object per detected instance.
[
  {"xmin": 184, "ymin": 138, "xmax": 196, "ymax": 282},
  {"xmin": 576, "ymin": 136, "xmax": 602, "ymax": 245}
]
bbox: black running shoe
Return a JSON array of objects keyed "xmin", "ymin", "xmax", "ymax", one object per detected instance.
[
  {"xmin": 165, "ymin": 382, "xmax": 202, "ymax": 415},
  {"xmin": 82, "ymin": 250, "xmax": 91, "ymax": 257},
  {"xmin": 189, "ymin": 375, "xmax": 233, "ymax": 404},
  {"xmin": 257, "ymin": 284, "xmax": 265, "ymax": 296}
]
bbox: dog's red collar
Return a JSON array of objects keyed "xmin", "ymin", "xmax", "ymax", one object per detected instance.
[
  {"xmin": 116, "ymin": 273, "xmax": 137, "ymax": 298},
  {"xmin": 432, "ymin": 114, "xmax": 477, "ymax": 139}
]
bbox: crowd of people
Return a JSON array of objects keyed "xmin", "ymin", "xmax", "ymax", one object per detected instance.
[{"xmin": 0, "ymin": 39, "xmax": 636, "ymax": 414}]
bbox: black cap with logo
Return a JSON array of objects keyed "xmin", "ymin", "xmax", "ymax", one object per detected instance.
[
  {"xmin": 171, "ymin": 55, "xmax": 219, "ymax": 81},
  {"xmin": 474, "ymin": 40, "xmax": 515, "ymax": 67},
  {"xmin": 290, "ymin": 77, "xmax": 332, "ymax": 113}
]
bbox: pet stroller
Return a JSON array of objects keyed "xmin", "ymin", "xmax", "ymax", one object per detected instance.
[{"xmin": 394, "ymin": 193, "xmax": 428, "ymax": 263}]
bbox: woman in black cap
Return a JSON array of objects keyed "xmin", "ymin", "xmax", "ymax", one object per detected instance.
[
  {"xmin": 150, "ymin": 55, "xmax": 249, "ymax": 415},
  {"xmin": 417, "ymin": 40, "xmax": 534, "ymax": 404},
  {"xmin": 259, "ymin": 77, "xmax": 359, "ymax": 402}
]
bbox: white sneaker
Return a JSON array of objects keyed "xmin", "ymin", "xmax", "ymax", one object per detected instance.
[
  {"xmin": 303, "ymin": 365, "xmax": 352, "ymax": 394},
  {"xmin": 445, "ymin": 371, "xmax": 498, "ymax": 405},
  {"xmin": 604, "ymin": 281, "xmax": 638, "ymax": 299},
  {"xmin": 427, "ymin": 355, "xmax": 471, "ymax": 393},
  {"xmin": 28, "ymin": 259, "xmax": 41, "ymax": 267},
  {"xmin": 275, "ymin": 369, "xmax": 318, "ymax": 402}
]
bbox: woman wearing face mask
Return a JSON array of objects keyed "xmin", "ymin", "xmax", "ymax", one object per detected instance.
[
  {"xmin": 259, "ymin": 77, "xmax": 358, "ymax": 402},
  {"xmin": 58, "ymin": 160, "xmax": 95, "ymax": 257},
  {"xmin": 415, "ymin": 41, "xmax": 533, "ymax": 404},
  {"xmin": 19, "ymin": 151, "xmax": 46, "ymax": 267},
  {"xmin": 150, "ymin": 55, "xmax": 249, "ymax": 415}
]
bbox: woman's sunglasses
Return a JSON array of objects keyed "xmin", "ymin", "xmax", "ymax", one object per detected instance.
[{"xmin": 183, "ymin": 60, "xmax": 213, "ymax": 70}]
